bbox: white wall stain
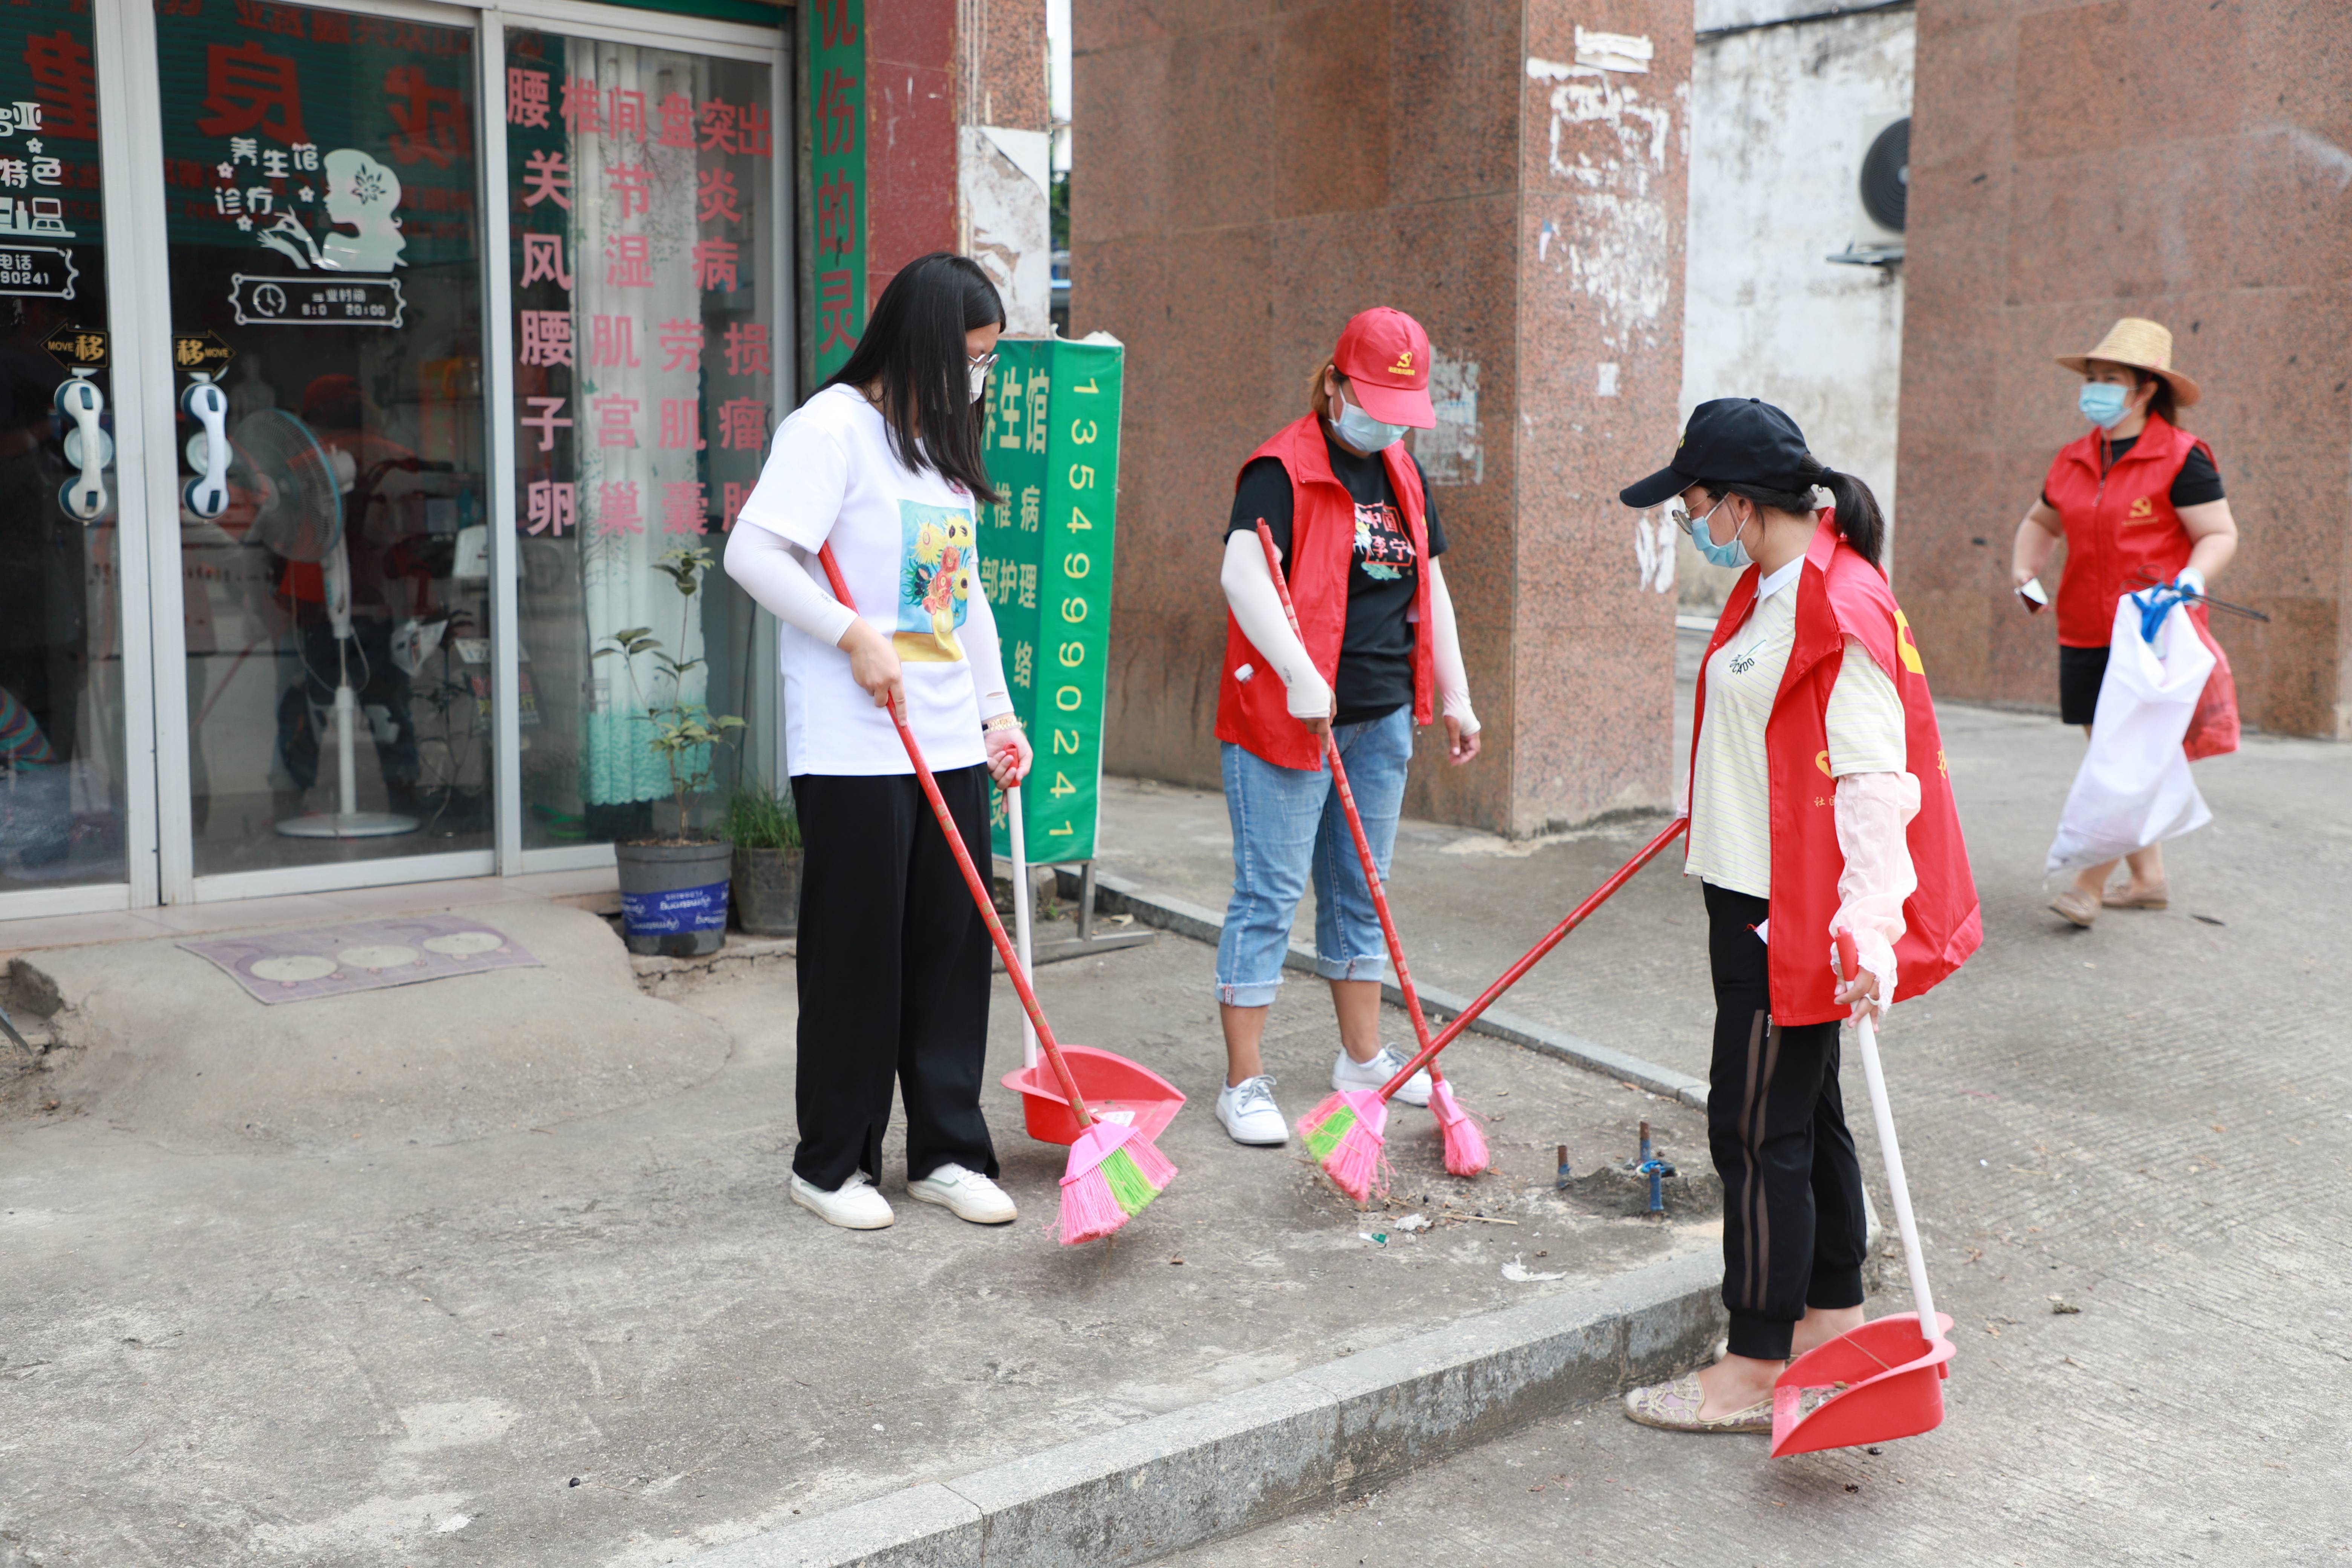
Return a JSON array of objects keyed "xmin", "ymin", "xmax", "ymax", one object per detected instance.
[
  {"xmin": 1422, "ymin": 352, "xmax": 1485, "ymax": 487},
  {"xmin": 1632, "ymin": 508, "xmax": 1676, "ymax": 594},
  {"xmin": 1596, "ymin": 362, "xmax": 1620, "ymax": 396},
  {"xmin": 1531, "ymin": 44, "xmax": 1677, "ymax": 351},
  {"xmin": 959, "ymin": 125, "xmax": 1052, "ymax": 334}
]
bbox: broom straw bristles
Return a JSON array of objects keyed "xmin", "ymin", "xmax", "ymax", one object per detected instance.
[
  {"xmin": 1298, "ymin": 1090, "xmax": 1388, "ymax": 1204},
  {"xmin": 1056, "ymin": 1122, "xmax": 1176, "ymax": 1246},
  {"xmin": 1429, "ymin": 1080, "xmax": 1491, "ymax": 1178}
]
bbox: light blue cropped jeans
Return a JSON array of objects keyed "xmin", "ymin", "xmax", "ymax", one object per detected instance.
[{"xmin": 1214, "ymin": 706, "xmax": 1413, "ymax": 1008}]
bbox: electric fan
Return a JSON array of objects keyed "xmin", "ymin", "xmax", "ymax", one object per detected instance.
[{"xmin": 236, "ymin": 408, "xmax": 418, "ymax": 840}]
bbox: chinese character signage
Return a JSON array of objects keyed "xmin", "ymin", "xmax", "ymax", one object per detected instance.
[
  {"xmin": 0, "ymin": 14, "xmax": 103, "ymax": 300},
  {"xmin": 805, "ymin": 0, "xmax": 862, "ymax": 383},
  {"xmin": 982, "ymin": 336, "xmax": 1124, "ymax": 863}
]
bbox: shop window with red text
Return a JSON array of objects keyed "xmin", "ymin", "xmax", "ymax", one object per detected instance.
[{"xmin": 506, "ymin": 32, "xmax": 771, "ymax": 847}]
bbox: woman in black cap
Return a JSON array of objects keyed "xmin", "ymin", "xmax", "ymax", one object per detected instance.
[{"xmin": 1614, "ymin": 399, "xmax": 1980, "ymax": 1435}]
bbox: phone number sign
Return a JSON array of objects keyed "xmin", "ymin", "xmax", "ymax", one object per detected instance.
[{"xmin": 980, "ymin": 335, "xmax": 1124, "ymax": 863}]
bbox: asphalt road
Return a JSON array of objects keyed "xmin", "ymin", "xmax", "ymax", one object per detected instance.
[{"xmin": 1145, "ymin": 704, "xmax": 2352, "ymax": 1565}]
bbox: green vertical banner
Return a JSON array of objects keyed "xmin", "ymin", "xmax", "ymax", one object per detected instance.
[
  {"xmin": 984, "ymin": 336, "xmax": 1124, "ymax": 863},
  {"xmin": 805, "ymin": 0, "xmax": 863, "ymax": 383}
]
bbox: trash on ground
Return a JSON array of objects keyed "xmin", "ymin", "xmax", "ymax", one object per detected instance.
[
  {"xmin": 1359, "ymin": 1231, "xmax": 1387, "ymax": 1247},
  {"xmin": 1391, "ymin": 1212, "xmax": 1432, "ymax": 1233},
  {"xmin": 1501, "ymin": 1255, "xmax": 1566, "ymax": 1283}
]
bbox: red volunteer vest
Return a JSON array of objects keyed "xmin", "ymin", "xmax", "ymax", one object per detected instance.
[
  {"xmin": 1689, "ymin": 519, "xmax": 1983, "ymax": 1026},
  {"xmin": 1215, "ymin": 415, "xmax": 1436, "ymax": 771},
  {"xmin": 2042, "ymin": 414, "xmax": 2207, "ymax": 648}
]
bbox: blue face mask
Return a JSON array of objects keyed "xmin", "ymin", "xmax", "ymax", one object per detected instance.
[
  {"xmin": 2079, "ymin": 382, "xmax": 2130, "ymax": 429},
  {"xmin": 1684, "ymin": 496, "xmax": 1753, "ymax": 570},
  {"xmin": 1329, "ymin": 389, "xmax": 1407, "ymax": 453}
]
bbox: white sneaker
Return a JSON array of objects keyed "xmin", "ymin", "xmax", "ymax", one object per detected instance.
[
  {"xmin": 907, "ymin": 1162, "xmax": 1018, "ymax": 1224},
  {"xmin": 790, "ymin": 1170, "xmax": 895, "ymax": 1230},
  {"xmin": 1216, "ymin": 1074, "xmax": 1289, "ymax": 1146},
  {"xmin": 1334, "ymin": 1044, "xmax": 1432, "ymax": 1108}
]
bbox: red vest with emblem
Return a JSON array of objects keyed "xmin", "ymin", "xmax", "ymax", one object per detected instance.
[
  {"xmin": 1689, "ymin": 518, "xmax": 1983, "ymax": 1026},
  {"xmin": 2042, "ymin": 413, "xmax": 2208, "ymax": 648},
  {"xmin": 1215, "ymin": 415, "xmax": 1436, "ymax": 771}
]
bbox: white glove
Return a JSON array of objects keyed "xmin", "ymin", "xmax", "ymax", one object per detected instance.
[{"xmin": 1220, "ymin": 529, "xmax": 1333, "ymax": 721}]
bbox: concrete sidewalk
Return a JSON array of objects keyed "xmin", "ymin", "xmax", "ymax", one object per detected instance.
[{"xmin": 0, "ymin": 880, "xmax": 1718, "ymax": 1566}]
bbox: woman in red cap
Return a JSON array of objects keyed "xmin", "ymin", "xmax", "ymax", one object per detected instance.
[
  {"xmin": 1611, "ymin": 398, "xmax": 1980, "ymax": 1435},
  {"xmin": 1208, "ymin": 307, "xmax": 1483, "ymax": 1146},
  {"xmin": 2008, "ymin": 317, "xmax": 2239, "ymax": 926}
]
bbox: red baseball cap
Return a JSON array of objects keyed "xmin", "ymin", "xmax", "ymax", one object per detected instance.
[{"xmin": 1331, "ymin": 307, "xmax": 1435, "ymax": 428}]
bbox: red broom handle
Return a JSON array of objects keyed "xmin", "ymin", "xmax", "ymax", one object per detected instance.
[
  {"xmin": 1380, "ymin": 815, "xmax": 1689, "ymax": 1092},
  {"xmin": 815, "ymin": 544, "xmax": 1095, "ymax": 1132},
  {"xmin": 1249, "ymin": 521, "xmax": 1445, "ymax": 1101}
]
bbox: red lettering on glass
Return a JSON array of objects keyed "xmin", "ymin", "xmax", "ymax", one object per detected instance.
[
  {"xmin": 519, "ymin": 233, "xmax": 573, "ymax": 290},
  {"xmin": 696, "ymin": 167, "xmax": 740, "ymax": 227},
  {"xmin": 507, "ymin": 67, "xmax": 550, "ymax": 129},
  {"xmin": 521, "ymin": 396, "xmax": 571, "ymax": 452},
  {"xmin": 691, "ymin": 239, "xmax": 738, "ymax": 293},
  {"xmin": 721, "ymin": 481, "xmax": 749, "ymax": 532},
  {"xmin": 521, "ymin": 149, "xmax": 570, "ymax": 210},
  {"xmin": 383, "ymin": 66, "xmax": 468, "ymax": 169},
  {"xmin": 197, "ymin": 40, "xmax": 306, "ymax": 143},
  {"xmin": 605, "ymin": 234, "xmax": 652, "ymax": 289},
  {"xmin": 518, "ymin": 309, "xmax": 573, "ymax": 368},
  {"xmin": 559, "ymin": 75, "xmax": 601, "ymax": 136},
  {"xmin": 609, "ymin": 88, "xmax": 646, "ymax": 142},
  {"xmin": 737, "ymin": 104, "xmax": 772, "ymax": 158},
  {"xmin": 655, "ymin": 92, "xmax": 695, "ymax": 150},
  {"xmin": 659, "ymin": 401, "xmax": 705, "ymax": 452},
  {"xmin": 715, "ymin": 397, "xmax": 767, "ymax": 453},
  {"xmin": 658, "ymin": 318, "xmax": 704, "ymax": 373},
  {"xmin": 23, "ymin": 31, "xmax": 99, "ymax": 141},
  {"xmin": 697, "ymin": 99, "xmax": 738, "ymax": 154},
  {"xmin": 591, "ymin": 394, "xmax": 640, "ymax": 448},
  {"xmin": 661, "ymin": 480, "xmax": 708, "ymax": 535},
  {"xmin": 723, "ymin": 322, "xmax": 769, "ymax": 378},
  {"xmin": 594, "ymin": 480, "xmax": 644, "ymax": 538},
  {"xmin": 591, "ymin": 314, "xmax": 640, "ymax": 368},
  {"xmin": 607, "ymin": 162, "xmax": 651, "ymax": 220},
  {"xmin": 525, "ymin": 479, "xmax": 576, "ymax": 536}
]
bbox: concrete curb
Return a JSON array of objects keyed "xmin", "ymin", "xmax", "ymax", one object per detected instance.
[
  {"xmin": 1062, "ymin": 870, "xmax": 1712, "ymax": 1112},
  {"xmin": 692, "ymin": 1249, "xmax": 1723, "ymax": 1568}
]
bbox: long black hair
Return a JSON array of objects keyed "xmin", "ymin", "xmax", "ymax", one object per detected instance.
[
  {"xmin": 1703, "ymin": 456, "xmax": 1888, "ymax": 571},
  {"xmin": 823, "ymin": 252, "xmax": 1006, "ymax": 504}
]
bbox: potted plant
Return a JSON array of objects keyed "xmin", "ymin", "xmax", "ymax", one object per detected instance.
[
  {"xmin": 595, "ymin": 545, "xmax": 746, "ymax": 957},
  {"xmin": 723, "ymin": 783, "xmax": 802, "ymax": 937}
]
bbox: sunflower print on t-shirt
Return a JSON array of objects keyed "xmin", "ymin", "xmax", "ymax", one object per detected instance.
[{"xmin": 894, "ymin": 501, "xmax": 975, "ymax": 663}]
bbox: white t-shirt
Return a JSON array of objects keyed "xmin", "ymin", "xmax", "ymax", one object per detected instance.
[
  {"xmin": 735, "ymin": 383, "xmax": 992, "ymax": 776},
  {"xmin": 1686, "ymin": 558, "xmax": 1909, "ymax": 899}
]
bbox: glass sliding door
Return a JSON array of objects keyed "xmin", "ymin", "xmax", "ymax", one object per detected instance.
[
  {"xmin": 155, "ymin": 0, "xmax": 493, "ymax": 880},
  {"xmin": 0, "ymin": 4, "xmax": 132, "ymax": 901},
  {"xmin": 502, "ymin": 24, "xmax": 773, "ymax": 850}
]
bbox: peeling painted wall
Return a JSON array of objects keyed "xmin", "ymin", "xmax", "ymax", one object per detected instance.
[{"xmin": 1678, "ymin": 0, "xmax": 1913, "ymax": 611}]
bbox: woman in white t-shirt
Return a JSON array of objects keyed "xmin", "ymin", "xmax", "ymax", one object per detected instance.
[
  {"xmin": 723, "ymin": 253, "xmax": 1033, "ymax": 1233},
  {"xmin": 1611, "ymin": 398, "xmax": 1980, "ymax": 1437}
]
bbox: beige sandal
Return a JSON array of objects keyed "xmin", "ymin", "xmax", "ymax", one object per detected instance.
[
  {"xmin": 2102, "ymin": 880, "xmax": 2169, "ymax": 910},
  {"xmin": 1621, "ymin": 1372, "xmax": 1773, "ymax": 1434},
  {"xmin": 2049, "ymin": 887, "xmax": 2101, "ymax": 926}
]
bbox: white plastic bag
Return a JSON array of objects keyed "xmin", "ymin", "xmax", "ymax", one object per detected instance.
[{"xmin": 2045, "ymin": 593, "xmax": 2214, "ymax": 876}]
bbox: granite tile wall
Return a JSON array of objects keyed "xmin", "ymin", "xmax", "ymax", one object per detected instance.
[
  {"xmin": 1897, "ymin": 0, "xmax": 2352, "ymax": 738},
  {"xmin": 867, "ymin": 0, "xmax": 961, "ymax": 299},
  {"xmin": 1074, "ymin": 0, "xmax": 1692, "ymax": 832}
]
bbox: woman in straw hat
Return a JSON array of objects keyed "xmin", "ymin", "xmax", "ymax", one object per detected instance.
[{"xmin": 2008, "ymin": 317, "xmax": 2239, "ymax": 926}]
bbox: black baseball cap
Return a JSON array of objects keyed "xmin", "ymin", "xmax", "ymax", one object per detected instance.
[{"xmin": 1619, "ymin": 398, "xmax": 1813, "ymax": 508}]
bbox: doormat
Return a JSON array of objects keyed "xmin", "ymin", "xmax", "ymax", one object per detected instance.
[{"xmin": 180, "ymin": 915, "xmax": 542, "ymax": 1005}]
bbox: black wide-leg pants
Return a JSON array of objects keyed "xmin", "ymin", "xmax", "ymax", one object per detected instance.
[
  {"xmin": 1703, "ymin": 882, "xmax": 1869, "ymax": 1361},
  {"xmin": 788, "ymin": 767, "xmax": 999, "ymax": 1191}
]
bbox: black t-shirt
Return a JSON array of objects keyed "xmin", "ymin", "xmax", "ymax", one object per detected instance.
[
  {"xmin": 1225, "ymin": 428, "xmax": 1450, "ymax": 726},
  {"xmin": 2043, "ymin": 435, "xmax": 2224, "ymax": 510}
]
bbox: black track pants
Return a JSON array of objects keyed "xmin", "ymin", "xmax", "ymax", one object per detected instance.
[
  {"xmin": 788, "ymin": 767, "xmax": 999, "ymax": 1191},
  {"xmin": 1703, "ymin": 882, "xmax": 1868, "ymax": 1361}
]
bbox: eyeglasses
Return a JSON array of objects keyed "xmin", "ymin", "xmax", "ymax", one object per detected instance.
[{"xmin": 1667, "ymin": 498, "xmax": 1723, "ymax": 539}]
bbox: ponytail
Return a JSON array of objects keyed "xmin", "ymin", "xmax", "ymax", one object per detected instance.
[{"xmin": 1795, "ymin": 455, "xmax": 1887, "ymax": 570}]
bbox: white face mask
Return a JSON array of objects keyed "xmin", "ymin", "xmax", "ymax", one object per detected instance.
[{"xmin": 969, "ymin": 361, "xmax": 991, "ymax": 403}]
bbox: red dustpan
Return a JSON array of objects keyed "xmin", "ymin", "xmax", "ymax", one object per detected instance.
[
  {"xmin": 1772, "ymin": 931, "xmax": 1956, "ymax": 1456},
  {"xmin": 996, "ymin": 781, "xmax": 1184, "ymax": 1147}
]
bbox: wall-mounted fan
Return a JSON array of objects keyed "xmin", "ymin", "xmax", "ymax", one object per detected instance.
[{"xmin": 237, "ymin": 408, "xmax": 417, "ymax": 840}]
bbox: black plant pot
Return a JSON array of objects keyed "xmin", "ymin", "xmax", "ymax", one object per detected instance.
[
  {"xmin": 615, "ymin": 836, "xmax": 732, "ymax": 956},
  {"xmin": 730, "ymin": 845, "xmax": 801, "ymax": 937}
]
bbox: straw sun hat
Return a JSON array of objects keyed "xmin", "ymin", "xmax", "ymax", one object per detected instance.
[{"xmin": 2054, "ymin": 317, "xmax": 2201, "ymax": 407}]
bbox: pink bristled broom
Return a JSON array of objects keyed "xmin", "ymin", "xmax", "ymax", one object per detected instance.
[
  {"xmin": 816, "ymin": 544, "xmax": 1174, "ymax": 1244},
  {"xmin": 1248, "ymin": 521, "xmax": 1486, "ymax": 1199}
]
